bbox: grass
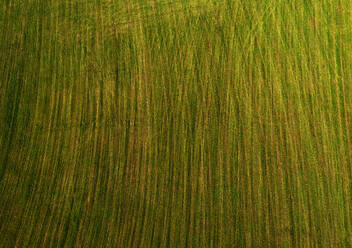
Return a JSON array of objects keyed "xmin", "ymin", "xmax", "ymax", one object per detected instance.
[{"xmin": 1, "ymin": 0, "xmax": 352, "ymax": 247}]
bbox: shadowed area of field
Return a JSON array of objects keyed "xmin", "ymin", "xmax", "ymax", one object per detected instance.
[{"xmin": 1, "ymin": 0, "xmax": 352, "ymax": 247}]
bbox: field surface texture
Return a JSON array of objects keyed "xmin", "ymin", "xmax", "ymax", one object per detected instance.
[{"xmin": 1, "ymin": 0, "xmax": 352, "ymax": 247}]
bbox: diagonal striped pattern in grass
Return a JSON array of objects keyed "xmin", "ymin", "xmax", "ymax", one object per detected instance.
[{"xmin": 1, "ymin": 0, "xmax": 352, "ymax": 247}]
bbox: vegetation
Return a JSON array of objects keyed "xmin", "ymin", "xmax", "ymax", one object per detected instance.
[{"xmin": 1, "ymin": 0, "xmax": 352, "ymax": 247}]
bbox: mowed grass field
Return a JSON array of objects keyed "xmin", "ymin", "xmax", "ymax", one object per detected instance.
[{"xmin": 1, "ymin": 0, "xmax": 352, "ymax": 247}]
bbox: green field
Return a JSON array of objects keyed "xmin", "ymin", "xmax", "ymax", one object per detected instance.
[{"xmin": 1, "ymin": 0, "xmax": 352, "ymax": 247}]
